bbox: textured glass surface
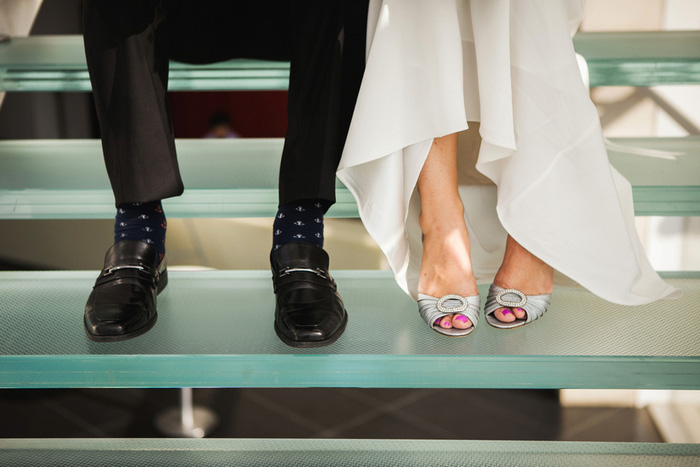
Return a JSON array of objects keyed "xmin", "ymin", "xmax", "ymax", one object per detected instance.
[
  {"xmin": 2, "ymin": 33, "xmax": 699, "ymax": 91},
  {"xmin": 0, "ymin": 439, "xmax": 699, "ymax": 466},
  {"xmin": 1, "ymin": 138, "xmax": 698, "ymax": 219},
  {"xmin": 0, "ymin": 271, "xmax": 698, "ymax": 389}
]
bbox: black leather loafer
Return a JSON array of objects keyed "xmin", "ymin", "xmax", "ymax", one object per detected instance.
[
  {"xmin": 271, "ymin": 243, "xmax": 348, "ymax": 348},
  {"xmin": 84, "ymin": 240, "xmax": 167, "ymax": 342}
]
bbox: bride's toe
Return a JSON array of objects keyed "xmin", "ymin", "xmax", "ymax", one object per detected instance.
[
  {"xmin": 494, "ymin": 307, "xmax": 517, "ymax": 323},
  {"xmin": 438, "ymin": 315, "xmax": 453, "ymax": 328},
  {"xmin": 452, "ymin": 314, "xmax": 472, "ymax": 329}
]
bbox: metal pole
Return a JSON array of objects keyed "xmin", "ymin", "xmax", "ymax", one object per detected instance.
[{"xmin": 154, "ymin": 387, "xmax": 218, "ymax": 438}]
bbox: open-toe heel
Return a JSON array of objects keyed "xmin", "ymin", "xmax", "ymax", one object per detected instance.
[
  {"xmin": 417, "ymin": 293, "xmax": 480, "ymax": 337},
  {"xmin": 484, "ymin": 284, "xmax": 550, "ymax": 329}
]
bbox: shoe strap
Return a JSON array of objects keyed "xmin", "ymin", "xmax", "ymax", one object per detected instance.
[
  {"xmin": 94, "ymin": 259, "xmax": 165, "ymax": 288},
  {"xmin": 484, "ymin": 284, "xmax": 551, "ymax": 324},
  {"xmin": 272, "ymin": 267, "xmax": 336, "ymax": 293},
  {"xmin": 277, "ymin": 267, "xmax": 328, "ymax": 280}
]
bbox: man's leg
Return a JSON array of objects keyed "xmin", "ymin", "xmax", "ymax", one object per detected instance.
[
  {"xmin": 278, "ymin": 1, "xmax": 367, "ymax": 205},
  {"xmin": 168, "ymin": 0, "xmax": 369, "ymax": 347},
  {"xmin": 83, "ymin": 0, "xmax": 176, "ymax": 342},
  {"xmin": 83, "ymin": 0, "xmax": 183, "ymax": 205},
  {"xmin": 83, "ymin": 0, "xmax": 295, "ymax": 342},
  {"xmin": 270, "ymin": 1, "xmax": 369, "ymax": 347},
  {"xmin": 83, "ymin": 0, "xmax": 368, "ymax": 344}
]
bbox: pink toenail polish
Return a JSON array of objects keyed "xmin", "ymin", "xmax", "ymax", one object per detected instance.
[
  {"xmin": 455, "ymin": 315, "xmax": 468, "ymax": 323},
  {"xmin": 515, "ymin": 308, "xmax": 524, "ymax": 313},
  {"xmin": 435, "ymin": 319, "xmax": 441, "ymax": 325},
  {"xmin": 502, "ymin": 309, "xmax": 512, "ymax": 315},
  {"xmin": 442, "ymin": 320, "xmax": 451, "ymax": 327}
]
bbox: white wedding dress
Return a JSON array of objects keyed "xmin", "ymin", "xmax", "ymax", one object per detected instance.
[{"xmin": 337, "ymin": 0, "xmax": 680, "ymax": 304}]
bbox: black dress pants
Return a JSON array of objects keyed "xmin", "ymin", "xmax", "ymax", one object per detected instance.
[{"xmin": 83, "ymin": 0, "xmax": 367, "ymax": 207}]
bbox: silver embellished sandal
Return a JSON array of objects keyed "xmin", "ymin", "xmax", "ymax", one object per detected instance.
[
  {"xmin": 484, "ymin": 284, "xmax": 551, "ymax": 329},
  {"xmin": 417, "ymin": 294, "xmax": 480, "ymax": 337}
]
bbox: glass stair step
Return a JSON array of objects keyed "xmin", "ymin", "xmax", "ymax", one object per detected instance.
[
  {"xmin": 1, "ymin": 439, "xmax": 698, "ymax": 466},
  {"xmin": 0, "ymin": 270, "xmax": 698, "ymax": 389},
  {"xmin": 0, "ymin": 36, "xmax": 290, "ymax": 92},
  {"xmin": 0, "ymin": 138, "xmax": 357, "ymax": 219},
  {"xmin": 1, "ymin": 32, "xmax": 699, "ymax": 91},
  {"xmin": 573, "ymin": 31, "xmax": 700, "ymax": 86},
  {"xmin": 1, "ymin": 137, "xmax": 698, "ymax": 219}
]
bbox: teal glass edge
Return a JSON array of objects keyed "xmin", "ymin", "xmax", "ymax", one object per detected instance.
[
  {"xmin": 0, "ymin": 77, "xmax": 291, "ymax": 92},
  {"xmin": 1, "ymin": 439, "xmax": 699, "ymax": 458},
  {"xmin": 3, "ymin": 32, "xmax": 700, "ymax": 91},
  {"xmin": 587, "ymin": 61, "xmax": 700, "ymax": 87},
  {"xmin": 4, "ymin": 64, "xmax": 700, "ymax": 91},
  {"xmin": 631, "ymin": 186, "xmax": 700, "ymax": 217},
  {"xmin": 1, "ymin": 439, "xmax": 699, "ymax": 467},
  {"xmin": 0, "ymin": 269, "xmax": 693, "ymax": 280},
  {"xmin": 0, "ymin": 189, "xmax": 360, "ymax": 219},
  {"xmin": 658, "ymin": 270, "xmax": 700, "ymax": 279},
  {"xmin": 1, "ymin": 354, "xmax": 699, "ymax": 389},
  {"xmin": 2, "ymin": 187, "xmax": 698, "ymax": 219}
]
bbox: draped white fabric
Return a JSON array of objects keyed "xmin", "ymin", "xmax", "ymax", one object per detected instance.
[{"xmin": 337, "ymin": 0, "xmax": 680, "ymax": 305}]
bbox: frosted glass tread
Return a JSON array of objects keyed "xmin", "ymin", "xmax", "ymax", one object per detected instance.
[
  {"xmin": 572, "ymin": 30, "xmax": 700, "ymax": 86},
  {"xmin": 0, "ymin": 439, "xmax": 698, "ymax": 466},
  {"xmin": 0, "ymin": 271, "xmax": 699, "ymax": 389},
  {"xmin": 0, "ymin": 139, "xmax": 356, "ymax": 218},
  {"xmin": 0, "ymin": 36, "xmax": 290, "ymax": 91},
  {"xmin": 1, "ymin": 32, "xmax": 699, "ymax": 91},
  {"xmin": 1, "ymin": 137, "xmax": 698, "ymax": 219}
]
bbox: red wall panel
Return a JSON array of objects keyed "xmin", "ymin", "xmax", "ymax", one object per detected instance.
[{"xmin": 168, "ymin": 91, "xmax": 288, "ymax": 138}]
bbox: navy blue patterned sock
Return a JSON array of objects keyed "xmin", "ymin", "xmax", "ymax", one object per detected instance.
[
  {"xmin": 114, "ymin": 201, "xmax": 167, "ymax": 261},
  {"xmin": 272, "ymin": 199, "xmax": 326, "ymax": 253}
]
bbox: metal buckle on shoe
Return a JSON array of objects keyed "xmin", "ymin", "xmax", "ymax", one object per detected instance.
[
  {"xmin": 496, "ymin": 289, "xmax": 527, "ymax": 308},
  {"xmin": 436, "ymin": 294, "xmax": 469, "ymax": 314},
  {"xmin": 278, "ymin": 267, "xmax": 328, "ymax": 280},
  {"xmin": 103, "ymin": 265, "xmax": 146, "ymax": 276}
]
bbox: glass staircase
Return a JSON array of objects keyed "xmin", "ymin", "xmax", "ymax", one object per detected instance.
[
  {"xmin": 1, "ymin": 137, "xmax": 699, "ymax": 219},
  {"xmin": 1, "ymin": 29, "xmax": 699, "ymax": 465},
  {"xmin": 1, "ymin": 439, "xmax": 700, "ymax": 466},
  {"xmin": 1, "ymin": 270, "xmax": 699, "ymax": 390},
  {"xmin": 1, "ymin": 32, "xmax": 699, "ymax": 91}
]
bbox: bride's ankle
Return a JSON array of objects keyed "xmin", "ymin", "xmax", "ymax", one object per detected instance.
[
  {"xmin": 419, "ymin": 204, "xmax": 465, "ymax": 238},
  {"xmin": 493, "ymin": 263, "xmax": 553, "ymax": 294},
  {"xmin": 493, "ymin": 236, "xmax": 553, "ymax": 293}
]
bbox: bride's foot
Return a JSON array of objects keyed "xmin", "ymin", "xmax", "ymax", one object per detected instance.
[
  {"xmin": 415, "ymin": 133, "xmax": 478, "ymax": 333},
  {"xmin": 492, "ymin": 236, "xmax": 553, "ymax": 323},
  {"xmin": 417, "ymin": 205, "xmax": 479, "ymax": 330}
]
